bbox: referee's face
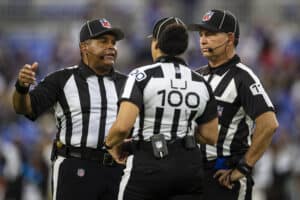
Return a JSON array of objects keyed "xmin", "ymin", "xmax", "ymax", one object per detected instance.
[
  {"xmin": 83, "ymin": 34, "xmax": 118, "ymax": 71},
  {"xmin": 199, "ymin": 30, "xmax": 229, "ymax": 56}
]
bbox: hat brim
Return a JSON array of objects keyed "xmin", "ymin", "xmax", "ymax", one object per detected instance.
[
  {"xmin": 91, "ymin": 28, "xmax": 124, "ymax": 41},
  {"xmin": 188, "ymin": 23, "xmax": 220, "ymax": 33}
]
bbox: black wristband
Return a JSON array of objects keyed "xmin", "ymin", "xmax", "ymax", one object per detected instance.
[
  {"xmin": 236, "ymin": 158, "xmax": 253, "ymax": 176},
  {"xmin": 104, "ymin": 141, "xmax": 113, "ymax": 150},
  {"xmin": 15, "ymin": 80, "xmax": 29, "ymax": 94}
]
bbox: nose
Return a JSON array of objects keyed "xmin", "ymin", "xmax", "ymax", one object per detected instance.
[
  {"xmin": 107, "ymin": 40, "xmax": 116, "ymax": 50},
  {"xmin": 200, "ymin": 35, "xmax": 208, "ymax": 45}
]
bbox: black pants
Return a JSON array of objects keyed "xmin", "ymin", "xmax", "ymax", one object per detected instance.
[
  {"xmin": 118, "ymin": 141, "xmax": 204, "ymax": 200},
  {"xmin": 52, "ymin": 156, "xmax": 124, "ymax": 200},
  {"xmin": 202, "ymin": 166, "xmax": 254, "ymax": 200}
]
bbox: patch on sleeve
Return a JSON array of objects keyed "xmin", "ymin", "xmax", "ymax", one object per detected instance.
[
  {"xmin": 249, "ymin": 83, "xmax": 264, "ymax": 96},
  {"xmin": 130, "ymin": 69, "xmax": 147, "ymax": 82}
]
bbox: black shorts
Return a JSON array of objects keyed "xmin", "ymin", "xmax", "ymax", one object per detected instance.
[
  {"xmin": 118, "ymin": 141, "xmax": 204, "ymax": 200},
  {"xmin": 52, "ymin": 156, "xmax": 124, "ymax": 200}
]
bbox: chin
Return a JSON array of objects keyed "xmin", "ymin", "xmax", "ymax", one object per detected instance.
[
  {"xmin": 201, "ymin": 52, "xmax": 210, "ymax": 57},
  {"xmin": 101, "ymin": 64, "xmax": 113, "ymax": 69}
]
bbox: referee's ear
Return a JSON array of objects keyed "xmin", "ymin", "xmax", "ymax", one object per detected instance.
[
  {"xmin": 227, "ymin": 32, "xmax": 235, "ymax": 47},
  {"xmin": 79, "ymin": 42, "xmax": 87, "ymax": 51},
  {"xmin": 151, "ymin": 39, "xmax": 159, "ymax": 50}
]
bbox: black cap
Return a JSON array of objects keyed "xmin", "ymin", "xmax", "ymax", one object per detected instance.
[
  {"xmin": 80, "ymin": 18, "xmax": 124, "ymax": 42},
  {"xmin": 149, "ymin": 17, "xmax": 186, "ymax": 39},
  {"xmin": 188, "ymin": 9, "xmax": 239, "ymax": 39}
]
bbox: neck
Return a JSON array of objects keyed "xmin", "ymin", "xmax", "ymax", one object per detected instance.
[
  {"xmin": 153, "ymin": 49, "xmax": 167, "ymax": 61},
  {"xmin": 82, "ymin": 59, "xmax": 112, "ymax": 75}
]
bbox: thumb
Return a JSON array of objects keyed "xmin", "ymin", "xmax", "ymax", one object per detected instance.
[{"xmin": 31, "ymin": 62, "xmax": 38, "ymax": 72}]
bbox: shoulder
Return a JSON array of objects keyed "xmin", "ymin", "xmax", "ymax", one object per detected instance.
[
  {"xmin": 132, "ymin": 63, "xmax": 162, "ymax": 73},
  {"xmin": 195, "ymin": 65, "xmax": 210, "ymax": 75},
  {"xmin": 191, "ymin": 70, "xmax": 206, "ymax": 82},
  {"xmin": 42, "ymin": 64, "xmax": 78, "ymax": 82},
  {"xmin": 234, "ymin": 62, "xmax": 261, "ymax": 84},
  {"xmin": 128, "ymin": 63, "xmax": 162, "ymax": 81},
  {"xmin": 113, "ymin": 70, "xmax": 128, "ymax": 80}
]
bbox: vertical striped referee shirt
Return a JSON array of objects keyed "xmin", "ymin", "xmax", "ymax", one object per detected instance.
[
  {"xmin": 196, "ymin": 55, "xmax": 275, "ymax": 161},
  {"xmin": 27, "ymin": 61, "xmax": 127, "ymax": 149},
  {"xmin": 120, "ymin": 56, "xmax": 217, "ymax": 141}
]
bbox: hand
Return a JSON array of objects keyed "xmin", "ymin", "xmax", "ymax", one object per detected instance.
[
  {"xmin": 214, "ymin": 169, "xmax": 234, "ymax": 189},
  {"xmin": 229, "ymin": 168, "xmax": 244, "ymax": 182},
  {"xmin": 18, "ymin": 62, "xmax": 38, "ymax": 87},
  {"xmin": 214, "ymin": 169, "xmax": 245, "ymax": 189},
  {"xmin": 108, "ymin": 144, "xmax": 128, "ymax": 165}
]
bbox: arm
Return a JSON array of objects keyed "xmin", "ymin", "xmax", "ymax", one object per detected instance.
[
  {"xmin": 13, "ymin": 91, "xmax": 32, "ymax": 115},
  {"xmin": 196, "ymin": 117, "xmax": 218, "ymax": 145},
  {"xmin": 216, "ymin": 70, "xmax": 278, "ymax": 188},
  {"xmin": 13, "ymin": 62, "xmax": 38, "ymax": 115},
  {"xmin": 105, "ymin": 101, "xmax": 139, "ymax": 163},
  {"xmin": 105, "ymin": 101, "xmax": 139, "ymax": 147},
  {"xmin": 217, "ymin": 111, "xmax": 278, "ymax": 188},
  {"xmin": 244, "ymin": 111, "xmax": 278, "ymax": 166}
]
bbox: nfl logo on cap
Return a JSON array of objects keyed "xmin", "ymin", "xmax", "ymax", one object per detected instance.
[
  {"xmin": 202, "ymin": 11, "xmax": 214, "ymax": 22},
  {"xmin": 99, "ymin": 19, "xmax": 111, "ymax": 28}
]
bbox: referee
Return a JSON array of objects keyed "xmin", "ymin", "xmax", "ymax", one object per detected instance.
[
  {"xmin": 105, "ymin": 17, "xmax": 219, "ymax": 200},
  {"xmin": 188, "ymin": 9, "xmax": 279, "ymax": 199},
  {"xmin": 12, "ymin": 18, "xmax": 127, "ymax": 200}
]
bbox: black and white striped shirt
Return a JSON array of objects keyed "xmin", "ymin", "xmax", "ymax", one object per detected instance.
[
  {"xmin": 196, "ymin": 55, "xmax": 275, "ymax": 161},
  {"xmin": 28, "ymin": 61, "xmax": 127, "ymax": 149},
  {"xmin": 120, "ymin": 56, "xmax": 217, "ymax": 141}
]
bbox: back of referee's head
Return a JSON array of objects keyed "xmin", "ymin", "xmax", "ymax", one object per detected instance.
[{"xmin": 150, "ymin": 17, "xmax": 188, "ymax": 57}]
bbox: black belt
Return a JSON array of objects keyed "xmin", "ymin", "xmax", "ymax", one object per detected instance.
[
  {"xmin": 52, "ymin": 142, "xmax": 116, "ymax": 166},
  {"xmin": 131, "ymin": 138, "xmax": 191, "ymax": 151}
]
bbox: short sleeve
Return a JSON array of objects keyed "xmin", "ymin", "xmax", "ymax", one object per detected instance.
[
  {"xmin": 195, "ymin": 81, "xmax": 218, "ymax": 124},
  {"xmin": 119, "ymin": 69, "xmax": 144, "ymax": 110},
  {"xmin": 238, "ymin": 70, "xmax": 275, "ymax": 119}
]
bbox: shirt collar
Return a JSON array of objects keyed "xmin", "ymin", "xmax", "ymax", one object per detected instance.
[
  {"xmin": 208, "ymin": 54, "xmax": 240, "ymax": 75},
  {"xmin": 78, "ymin": 60, "xmax": 117, "ymax": 80},
  {"xmin": 155, "ymin": 56, "xmax": 187, "ymax": 66}
]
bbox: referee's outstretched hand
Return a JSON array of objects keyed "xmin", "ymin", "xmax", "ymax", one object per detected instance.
[{"xmin": 18, "ymin": 62, "xmax": 38, "ymax": 87}]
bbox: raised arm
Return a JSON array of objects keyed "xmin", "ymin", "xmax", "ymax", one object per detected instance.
[{"xmin": 13, "ymin": 62, "xmax": 38, "ymax": 115}]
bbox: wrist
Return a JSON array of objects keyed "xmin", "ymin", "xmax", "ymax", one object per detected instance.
[
  {"xmin": 236, "ymin": 157, "xmax": 253, "ymax": 176},
  {"xmin": 15, "ymin": 80, "xmax": 29, "ymax": 94}
]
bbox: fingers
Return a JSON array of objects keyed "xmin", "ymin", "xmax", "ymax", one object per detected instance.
[
  {"xmin": 214, "ymin": 169, "xmax": 234, "ymax": 189},
  {"xmin": 18, "ymin": 63, "xmax": 38, "ymax": 87},
  {"xmin": 108, "ymin": 147, "xmax": 127, "ymax": 165},
  {"xmin": 213, "ymin": 169, "xmax": 227, "ymax": 178},
  {"xmin": 115, "ymin": 156, "xmax": 127, "ymax": 165},
  {"xmin": 31, "ymin": 62, "xmax": 39, "ymax": 72}
]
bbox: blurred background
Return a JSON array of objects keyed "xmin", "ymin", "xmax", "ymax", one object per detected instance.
[{"xmin": 0, "ymin": 0, "xmax": 299, "ymax": 199}]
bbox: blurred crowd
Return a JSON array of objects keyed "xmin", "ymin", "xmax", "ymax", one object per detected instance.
[{"xmin": 0, "ymin": 0, "xmax": 300, "ymax": 199}]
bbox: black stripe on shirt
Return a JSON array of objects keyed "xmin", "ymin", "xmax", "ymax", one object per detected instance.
[
  {"xmin": 174, "ymin": 63, "xmax": 181, "ymax": 79},
  {"xmin": 216, "ymin": 125, "xmax": 228, "ymax": 157},
  {"xmin": 138, "ymin": 105, "xmax": 145, "ymax": 141},
  {"xmin": 230, "ymin": 118, "xmax": 249, "ymax": 155},
  {"xmin": 97, "ymin": 77, "xmax": 107, "ymax": 148},
  {"xmin": 153, "ymin": 107, "xmax": 164, "ymax": 134},
  {"xmin": 59, "ymin": 93, "xmax": 72, "ymax": 145},
  {"xmin": 171, "ymin": 109, "xmax": 181, "ymax": 139},
  {"xmin": 186, "ymin": 110, "xmax": 198, "ymax": 134},
  {"xmin": 74, "ymin": 75, "xmax": 90, "ymax": 148}
]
